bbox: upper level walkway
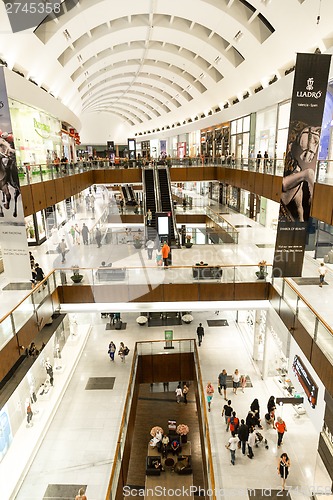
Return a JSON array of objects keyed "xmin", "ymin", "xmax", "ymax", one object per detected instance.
[{"xmin": 17, "ymin": 156, "xmax": 333, "ymax": 187}]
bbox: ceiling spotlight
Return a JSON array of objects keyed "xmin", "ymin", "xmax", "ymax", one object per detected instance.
[
  {"xmin": 234, "ymin": 31, "xmax": 243, "ymax": 42},
  {"xmin": 63, "ymin": 29, "xmax": 71, "ymax": 40}
]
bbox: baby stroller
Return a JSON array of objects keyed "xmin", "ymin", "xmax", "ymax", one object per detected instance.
[{"xmin": 255, "ymin": 431, "xmax": 269, "ymax": 449}]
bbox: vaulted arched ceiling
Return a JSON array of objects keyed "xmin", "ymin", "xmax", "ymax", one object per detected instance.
[{"xmin": 0, "ymin": 0, "xmax": 333, "ymax": 134}]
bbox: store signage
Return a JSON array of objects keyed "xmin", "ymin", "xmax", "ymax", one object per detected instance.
[
  {"xmin": 292, "ymin": 355, "xmax": 318, "ymax": 408},
  {"xmin": 273, "ymin": 53, "xmax": 331, "ymax": 276},
  {"xmin": 33, "ymin": 118, "xmax": 50, "ymax": 139},
  {"xmin": 164, "ymin": 329, "xmax": 174, "ymax": 350},
  {"xmin": 0, "ymin": 67, "xmax": 31, "ymax": 280}
]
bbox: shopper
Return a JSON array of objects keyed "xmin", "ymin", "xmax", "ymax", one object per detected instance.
[
  {"xmin": 175, "ymin": 384, "xmax": 183, "ymax": 403},
  {"xmin": 29, "ymin": 251, "xmax": 35, "ymax": 268},
  {"xmin": 146, "ymin": 208, "xmax": 153, "ymax": 226},
  {"xmin": 74, "ymin": 224, "xmax": 81, "ymax": 244},
  {"xmin": 275, "ymin": 416, "xmax": 287, "ymax": 447},
  {"xmin": 81, "ymin": 223, "xmax": 89, "ymax": 245},
  {"xmin": 108, "ymin": 341, "xmax": 116, "ymax": 361},
  {"xmin": 232, "ymin": 369, "xmax": 240, "ymax": 395},
  {"xmin": 226, "ymin": 431, "xmax": 238, "ymax": 465},
  {"xmin": 218, "ymin": 369, "xmax": 227, "ymax": 400},
  {"xmin": 146, "ymin": 239, "xmax": 155, "ymax": 260},
  {"xmin": 277, "ymin": 453, "xmax": 290, "ymax": 490},
  {"xmin": 58, "ymin": 239, "xmax": 67, "ymax": 263},
  {"xmin": 75, "ymin": 487, "xmax": 87, "ymax": 500},
  {"xmin": 247, "ymin": 427, "xmax": 256, "ymax": 459},
  {"xmin": 161, "ymin": 241, "xmax": 170, "ymax": 267},
  {"xmin": 95, "ymin": 227, "xmax": 102, "ymax": 248},
  {"xmin": 69, "ymin": 225, "xmax": 75, "ymax": 243},
  {"xmin": 222, "ymin": 400, "xmax": 233, "ymax": 430},
  {"xmin": 256, "ymin": 151, "xmax": 262, "ymax": 171},
  {"xmin": 196, "ymin": 323, "xmax": 204, "ymax": 346},
  {"xmin": 240, "ymin": 374, "xmax": 247, "ymax": 393},
  {"xmin": 118, "ymin": 342, "xmax": 125, "ymax": 362},
  {"xmin": 237, "ymin": 419, "xmax": 249, "ymax": 455},
  {"xmin": 319, "ymin": 262, "xmax": 327, "ymax": 287},
  {"xmin": 228, "ymin": 411, "xmax": 239, "ymax": 434},
  {"xmin": 182, "ymin": 383, "xmax": 189, "ymax": 405},
  {"xmin": 34, "ymin": 263, "xmax": 46, "ymax": 288},
  {"xmin": 250, "ymin": 398, "xmax": 261, "ymax": 426},
  {"xmin": 206, "ymin": 382, "xmax": 214, "ymax": 412}
]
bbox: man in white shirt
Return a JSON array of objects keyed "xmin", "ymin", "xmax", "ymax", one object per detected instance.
[
  {"xmin": 226, "ymin": 431, "xmax": 239, "ymax": 465},
  {"xmin": 319, "ymin": 263, "xmax": 327, "ymax": 288}
]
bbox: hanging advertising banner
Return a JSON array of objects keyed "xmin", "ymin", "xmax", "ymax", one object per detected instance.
[
  {"xmin": 273, "ymin": 53, "xmax": 331, "ymax": 277},
  {"xmin": 0, "ymin": 67, "xmax": 31, "ymax": 280}
]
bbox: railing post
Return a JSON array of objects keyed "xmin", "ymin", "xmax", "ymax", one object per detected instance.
[{"xmin": 314, "ymin": 317, "xmax": 319, "ymax": 342}]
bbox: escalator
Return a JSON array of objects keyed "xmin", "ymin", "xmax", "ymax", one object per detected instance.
[
  {"xmin": 143, "ymin": 168, "xmax": 158, "ymax": 241},
  {"xmin": 127, "ymin": 185, "xmax": 136, "ymax": 205},
  {"xmin": 157, "ymin": 167, "xmax": 178, "ymax": 246},
  {"xmin": 121, "ymin": 185, "xmax": 129, "ymax": 204}
]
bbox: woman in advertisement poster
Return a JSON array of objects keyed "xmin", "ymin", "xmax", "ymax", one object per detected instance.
[{"xmin": 280, "ymin": 120, "xmax": 319, "ymax": 222}]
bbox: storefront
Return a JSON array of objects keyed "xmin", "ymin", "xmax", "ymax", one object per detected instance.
[
  {"xmin": 254, "ymin": 105, "xmax": 277, "ymax": 164},
  {"xmin": 9, "ymin": 99, "xmax": 62, "ymax": 167},
  {"xmin": 230, "ymin": 115, "xmax": 251, "ymax": 165},
  {"xmin": 25, "ymin": 211, "xmax": 47, "ymax": 246}
]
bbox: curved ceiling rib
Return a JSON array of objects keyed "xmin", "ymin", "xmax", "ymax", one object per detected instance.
[
  {"xmin": 70, "ymin": 41, "xmax": 222, "ymax": 84},
  {"xmin": 86, "ymin": 95, "xmax": 162, "ymax": 117},
  {"xmin": 57, "ymin": 14, "xmax": 244, "ymax": 70},
  {"xmin": 81, "ymin": 74, "xmax": 189, "ymax": 108},
  {"xmin": 79, "ymin": 59, "xmax": 206, "ymax": 93},
  {"xmin": 84, "ymin": 90, "xmax": 168, "ymax": 113},
  {"xmin": 83, "ymin": 83, "xmax": 174, "ymax": 113}
]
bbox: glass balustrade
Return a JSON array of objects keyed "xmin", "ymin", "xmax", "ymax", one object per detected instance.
[{"xmin": 16, "ymin": 157, "xmax": 333, "ymax": 187}]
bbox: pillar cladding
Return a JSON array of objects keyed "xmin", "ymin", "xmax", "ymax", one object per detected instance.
[{"xmin": 0, "ymin": 67, "xmax": 30, "ymax": 280}]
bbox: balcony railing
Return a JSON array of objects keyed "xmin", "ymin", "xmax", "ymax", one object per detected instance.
[
  {"xmin": 105, "ymin": 339, "xmax": 216, "ymax": 499},
  {"xmin": 17, "ymin": 157, "xmax": 333, "ymax": 186}
]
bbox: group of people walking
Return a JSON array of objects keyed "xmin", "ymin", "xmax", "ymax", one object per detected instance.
[
  {"xmin": 107, "ymin": 340, "xmax": 129, "ymax": 362},
  {"xmin": 223, "ymin": 393, "xmax": 289, "ymax": 489},
  {"xmin": 204, "ymin": 371, "xmax": 290, "ymax": 488}
]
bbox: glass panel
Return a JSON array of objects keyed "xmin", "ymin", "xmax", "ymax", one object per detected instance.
[
  {"xmin": 243, "ymin": 115, "xmax": 250, "ymax": 132},
  {"xmin": 283, "ymin": 282, "xmax": 298, "ymax": 313},
  {"xmin": 297, "ymin": 298, "xmax": 316, "ymax": 338},
  {"xmin": 236, "ymin": 118, "xmax": 243, "ymax": 134},
  {"xmin": 278, "ymin": 101, "xmax": 291, "ymax": 129},
  {"xmin": 0, "ymin": 314, "xmax": 15, "ymax": 350},
  {"xmin": 231, "ymin": 120, "xmax": 237, "ymax": 135},
  {"xmin": 316, "ymin": 322, "xmax": 333, "ymax": 363},
  {"xmin": 11, "ymin": 297, "xmax": 35, "ymax": 333}
]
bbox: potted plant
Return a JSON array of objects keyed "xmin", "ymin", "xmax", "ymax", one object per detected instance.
[
  {"xmin": 176, "ymin": 423, "xmax": 189, "ymax": 443},
  {"xmin": 256, "ymin": 260, "xmax": 268, "ymax": 280},
  {"xmin": 185, "ymin": 234, "xmax": 193, "ymax": 248},
  {"xmin": 70, "ymin": 265, "xmax": 84, "ymax": 283},
  {"xmin": 136, "ymin": 315, "xmax": 148, "ymax": 326},
  {"xmin": 181, "ymin": 314, "xmax": 193, "ymax": 324},
  {"xmin": 133, "ymin": 234, "xmax": 143, "ymax": 249},
  {"xmin": 150, "ymin": 426, "xmax": 164, "ymax": 437}
]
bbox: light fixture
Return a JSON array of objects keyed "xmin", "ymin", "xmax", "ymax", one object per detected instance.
[{"xmin": 234, "ymin": 31, "xmax": 243, "ymax": 42}]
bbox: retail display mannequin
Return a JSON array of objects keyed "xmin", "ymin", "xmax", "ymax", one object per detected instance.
[
  {"xmin": 54, "ymin": 343, "xmax": 62, "ymax": 370},
  {"xmin": 26, "ymin": 398, "xmax": 33, "ymax": 427},
  {"xmin": 44, "ymin": 358, "xmax": 54, "ymax": 386},
  {"xmin": 70, "ymin": 314, "xmax": 78, "ymax": 336},
  {"xmin": 39, "ymin": 379, "xmax": 51, "ymax": 396}
]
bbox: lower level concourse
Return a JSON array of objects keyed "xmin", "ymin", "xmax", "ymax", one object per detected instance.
[
  {"xmin": 0, "ymin": 187, "xmax": 333, "ymax": 500},
  {"xmin": 0, "ymin": 303, "xmax": 331, "ymax": 500}
]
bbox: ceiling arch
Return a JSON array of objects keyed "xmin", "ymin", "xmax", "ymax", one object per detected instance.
[{"xmin": 1, "ymin": 0, "xmax": 332, "ymax": 135}]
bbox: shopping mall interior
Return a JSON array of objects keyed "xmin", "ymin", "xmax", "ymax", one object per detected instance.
[{"xmin": 1, "ymin": 1, "xmax": 333, "ymax": 500}]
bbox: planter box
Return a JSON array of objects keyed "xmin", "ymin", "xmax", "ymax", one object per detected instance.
[{"xmin": 192, "ymin": 266, "xmax": 222, "ymax": 280}]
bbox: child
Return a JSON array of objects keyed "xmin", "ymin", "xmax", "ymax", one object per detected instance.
[{"xmin": 240, "ymin": 374, "xmax": 247, "ymax": 393}]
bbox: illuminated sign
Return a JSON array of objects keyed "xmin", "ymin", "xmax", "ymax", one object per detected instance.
[{"xmin": 292, "ymin": 355, "xmax": 318, "ymax": 408}]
